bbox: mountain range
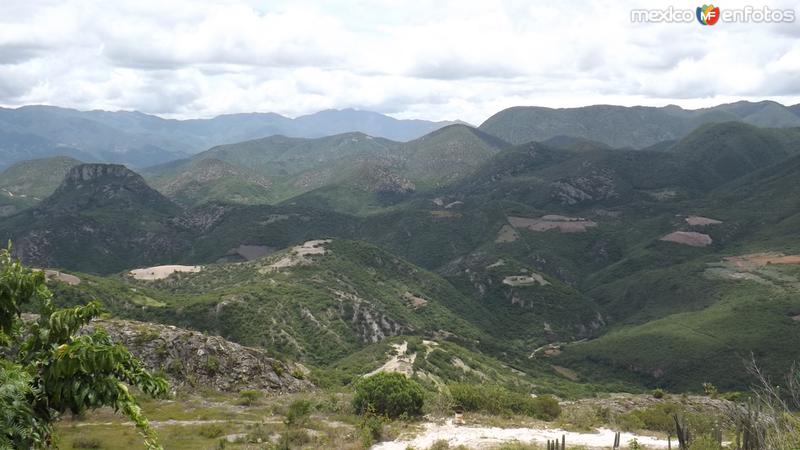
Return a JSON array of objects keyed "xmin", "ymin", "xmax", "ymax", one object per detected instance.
[
  {"xmin": 3, "ymin": 102, "xmax": 800, "ymax": 396},
  {"xmin": 0, "ymin": 105, "xmax": 461, "ymax": 170}
]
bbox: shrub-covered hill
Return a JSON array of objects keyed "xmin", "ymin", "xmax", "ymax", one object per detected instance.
[{"xmin": 46, "ymin": 240, "xmax": 490, "ymax": 365}]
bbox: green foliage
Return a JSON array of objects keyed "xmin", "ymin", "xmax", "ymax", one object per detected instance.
[
  {"xmin": 237, "ymin": 389, "xmax": 261, "ymax": 406},
  {"xmin": 357, "ymin": 412, "xmax": 384, "ymax": 449},
  {"xmin": 652, "ymin": 388, "xmax": 665, "ymax": 399},
  {"xmin": 688, "ymin": 436, "xmax": 723, "ymax": 450},
  {"xmin": 449, "ymin": 384, "xmax": 561, "ymax": 420},
  {"xmin": 198, "ymin": 424, "xmax": 224, "ymax": 439},
  {"xmin": 353, "ymin": 372, "xmax": 424, "ymax": 418},
  {"xmin": 0, "ymin": 246, "xmax": 168, "ymax": 449},
  {"xmin": 71, "ymin": 436, "xmax": 103, "ymax": 449},
  {"xmin": 284, "ymin": 399, "xmax": 312, "ymax": 427},
  {"xmin": 702, "ymin": 382, "xmax": 719, "ymax": 399},
  {"xmin": 617, "ymin": 402, "xmax": 681, "ymax": 433}
]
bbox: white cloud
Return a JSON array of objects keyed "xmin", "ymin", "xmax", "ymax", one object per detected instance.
[{"xmin": 0, "ymin": 0, "xmax": 798, "ymax": 124}]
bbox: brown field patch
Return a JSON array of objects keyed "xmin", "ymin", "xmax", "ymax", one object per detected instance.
[
  {"xmin": 508, "ymin": 215, "xmax": 597, "ymax": 233},
  {"xmin": 659, "ymin": 231, "xmax": 712, "ymax": 247},
  {"xmin": 725, "ymin": 252, "xmax": 800, "ymax": 268},
  {"xmin": 502, "ymin": 274, "xmax": 549, "ymax": 286},
  {"xmin": 129, "ymin": 265, "xmax": 202, "ymax": 280},
  {"xmin": 402, "ymin": 292, "xmax": 428, "ymax": 309},
  {"xmin": 495, "ymin": 225, "xmax": 520, "ymax": 243},
  {"xmin": 43, "ymin": 270, "xmax": 81, "ymax": 285},
  {"xmin": 685, "ymin": 216, "xmax": 722, "ymax": 226},
  {"xmin": 264, "ymin": 239, "xmax": 331, "ymax": 271}
]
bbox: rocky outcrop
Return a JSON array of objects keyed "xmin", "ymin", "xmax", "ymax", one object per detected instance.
[
  {"xmin": 41, "ymin": 163, "xmax": 178, "ymax": 214},
  {"xmin": 83, "ymin": 318, "xmax": 312, "ymax": 393}
]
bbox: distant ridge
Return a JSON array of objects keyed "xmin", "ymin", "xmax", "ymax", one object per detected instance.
[
  {"xmin": 0, "ymin": 106, "xmax": 462, "ymax": 170},
  {"xmin": 479, "ymin": 100, "xmax": 800, "ymax": 148}
]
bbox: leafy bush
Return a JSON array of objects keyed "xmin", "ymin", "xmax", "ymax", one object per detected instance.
[
  {"xmin": 238, "ymin": 389, "xmax": 262, "ymax": 406},
  {"xmin": 0, "ymin": 247, "xmax": 168, "ymax": 449},
  {"xmin": 358, "ymin": 413, "xmax": 384, "ymax": 448},
  {"xmin": 198, "ymin": 424, "xmax": 224, "ymax": 439},
  {"xmin": 652, "ymin": 388, "xmax": 665, "ymax": 399},
  {"xmin": 72, "ymin": 437, "xmax": 103, "ymax": 449},
  {"xmin": 284, "ymin": 399, "xmax": 312, "ymax": 427},
  {"xmin": 617, "ymin": 402, "xmax": 679, "ymax": 433},
  {"xmin": 353, "ymin": 372, "xmax": 424, "ymax": 418},
  {"xmin": 688, "ymin": 436, "xmax": 723, "ymax": 450},
  {"xmin": 449, "ymin": 384, "xmax": 561, "ymax": 420}
]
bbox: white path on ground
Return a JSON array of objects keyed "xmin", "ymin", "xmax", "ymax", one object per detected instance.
[{"xmin": 372, "ymin": 420, "xmax": 670, "ymax": 449}]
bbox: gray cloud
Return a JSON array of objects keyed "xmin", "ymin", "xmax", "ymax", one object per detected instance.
[{"xmin": 0, "ymin": 0, "xmax": 798, "ymax": 124}]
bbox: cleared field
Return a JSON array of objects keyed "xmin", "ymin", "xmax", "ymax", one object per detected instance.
[
  {"xmin": 265, "ymin": 239, "xmax": 331, "ymax": 271},
  {"xmin": 659, "ymin": 231, "xmax": 712, "ymax": 247},
  {"xmin": 129, "ymin": 265, "xmax": 203, "ymax": 280},
  {"xmin": 508, "ymin": 215, "xmax": 597, "ymax": 233},
  {"xmin": 43, "ymin": 269, "xmax": 81, "ymax": 285},
  {"xmin": 685, "ymin": 215, "xmax": 722, "ymax": 226}
]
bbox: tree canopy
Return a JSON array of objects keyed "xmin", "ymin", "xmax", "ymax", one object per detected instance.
[{"xmin": 0, "ymin": 246, "xmax": 168, "ymax": 449}]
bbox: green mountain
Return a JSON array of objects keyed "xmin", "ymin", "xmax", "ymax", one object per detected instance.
[
  {"xmin": 146, "ymin": 125, "xmax": 508, "ymax": 213},
  {"xmin": 0, "ymin": 106, "xmax": 458, "ymax": 169},
  {"xmin": 145, "ymin": 132, "xmax": 401, "ymax": 206},
  {"xmin": 0, "ymin": 156, "xmax": 83, "ymax": 216},
  {"xmin": 479, "ymin": 101, "xmax": 800, "ymax": 148},
  {"xmin": 7, "ymin": 121, "xmax": 800, "ymax": 394},
  {"xmin": 148, "ymin": 158, "xmax": 273, "ymax": 207},
  {"xmin": 0, "ymin": 163, "xmax": 187, "ymax": 272}
]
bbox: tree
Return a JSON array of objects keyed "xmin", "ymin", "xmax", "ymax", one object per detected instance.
[
  {"xmin": 352, "ymin": 372, "xmax": 424, "ymax": 418},
  {"xmin": 0, "ymin": 246, "xmax": 168, "ymax": 449}
]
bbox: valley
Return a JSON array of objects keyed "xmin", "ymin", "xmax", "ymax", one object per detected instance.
[{"xmin": 2, "ymin": 102, "xmax": 800, "ymax": 449}]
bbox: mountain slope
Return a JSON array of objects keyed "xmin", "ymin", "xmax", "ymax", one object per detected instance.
[
  {"xmin": 479, "ymin": 101, "xmax": 800, "ymax": 148},
  {"xmin": 0, "ymin": 156, "xmax": 82, "ymax": 216},
  {"xmin": 0, "ymin": 106, "xmax": 457, "ymax": 169},
  {"xmin": 0, "ymin": 163, "xmax": 188, "ymax": 272}
]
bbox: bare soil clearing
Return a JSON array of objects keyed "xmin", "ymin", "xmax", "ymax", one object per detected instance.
[
  {"xmin": 685, "ymin": 215, "xmax": 722, "ymax": 226},
  {"xmin": 372, "ymin": 420, "xmax": 671, "ymax": 449},
  {"xmin": 265, "ymin": 239, "xmax": 331, "ymax": 271},
  {"xmin": 725, "ymin": 252, "xmax": 800, "ymax": 268},
  {"xmin": 128, "ymin": 265, "xmax": 202, "ymax": 280},
  {"xmin": 502, "ymin": 274, "xmax": 549, "ymax": 286},
  {"xmin": 659, "ymin": 231, "xmax": 712, "ymax": 247},
  {"xmin": 402, "ymin": 292, "xmax": 429, "ymax": 309},
  {"xmin": 366, "ymin": 341, "xmax": 416, "ymax": 377},
  {"xmin": 495, "ymin": 225, "xmax": 520, "ymax": 243},
  {"xmin": 42, "ymin": 269, "xmax": 81, "ymax": 285},
  {"xmin": 508, "ymin": 215, "xmax": 597, "ymax": 233}
]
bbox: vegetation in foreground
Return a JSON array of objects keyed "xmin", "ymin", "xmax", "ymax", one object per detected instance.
[{"xmin": 0, "ymin": 248, "xmax": 168, "ymax": 448}]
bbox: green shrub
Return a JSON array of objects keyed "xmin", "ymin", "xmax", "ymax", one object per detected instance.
[
  {"xmin": 702, "ymin": 382, "xmax": 719, "ymax": 399},
  {"xmin": 277, "ymin": 429, "xmax": 310, "ymax": 450},
  {"xmin": 198, "ymin": 423, "xmax": 224, "ymax": 439},
  {"xmin": 652, "ymin": 388, "xmax": 665, "ymax": 399},
  {"xmin": 449, "ymin": 384, "xmax": 561, "ymax": 420},
  {"xmin": 285, "ymin": 399, "xmax": 312, "ymax": 427},
  {"xmin": 688, "ymin": 436, "xmax": 723, "ymax": 450},
  {"xmin": 358, "ymin": 413, "xmax": 384, "ymax": 448},
  {"xmin": 237, "ymin": 389, "xmax": 262, "ymax": 406},
  {"xmin": 353, "ymin": 372, "xmax": 424, "ymax": 418},
  {"xmin": 428, "ymin": 440, "xmax": 450, "ymax": 450},
  {"xmin": 205, "ymin": 355, "xmax": 220, "ymax": 373},
  {"xmin": 628, "ymin": 438, "xmax": 643, "ymax": 449},
  {"xmin": 71, "ymin": 437, "xmax": 103, "ymax": 449}
]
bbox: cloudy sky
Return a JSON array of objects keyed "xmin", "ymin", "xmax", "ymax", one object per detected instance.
[{"xmin": 0, "ymin": 0, "xmax": 798, "ymax": 124}]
